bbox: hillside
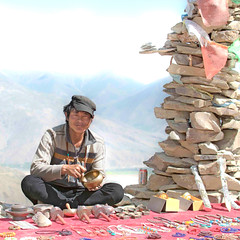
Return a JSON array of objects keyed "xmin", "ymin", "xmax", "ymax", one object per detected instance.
[
  {"xmin": 0, "ymin": 166, "xmax": 31, "ymax": 205},
  {"xmin": 100, "ymin": 79, "xmax": 169, "ymax": 131},
  {"xmin": 0, "ymin": 71, "xmax": 168, "ymax": 169}
]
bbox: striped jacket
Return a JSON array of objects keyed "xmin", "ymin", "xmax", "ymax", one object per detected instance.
[{"xmin": 30, "ymin": 123, "xmax": 106, "ymax": 188}]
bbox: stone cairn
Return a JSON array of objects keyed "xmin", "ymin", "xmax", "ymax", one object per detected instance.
[{"xmin": 124, "ymin": 0, "xmax": 240, "ymax": 206}]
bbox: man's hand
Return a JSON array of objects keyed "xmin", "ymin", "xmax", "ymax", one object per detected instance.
[
  {"xmin": 87, "ymin": 183, "xmax": 103, "ymax": 191},
  {"xmin": 61, "ymin": 164, "xmax": 86, "ymax": 179}
]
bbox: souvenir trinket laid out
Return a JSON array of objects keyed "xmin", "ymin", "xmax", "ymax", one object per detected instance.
[
  {"xmin": 2, "ymin": 200, "xmax": 240, "ymax": 240},
  {"xmin": 63, "ymin": 203, "xmax": 76, "ymax": 217},
  {"xmin": 5, "ymin": 204, "xmax": 33, "ymax": 221}
]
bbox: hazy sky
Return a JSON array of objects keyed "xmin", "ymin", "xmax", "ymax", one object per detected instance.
[{"xmin": 0, "ymin": 0, "xmax": 187, "ymax": 84}]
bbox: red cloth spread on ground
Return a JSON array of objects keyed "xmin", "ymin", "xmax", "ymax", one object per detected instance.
[
  {"xmin": 198, "ymin": 0, "xmax": 229, "ymax": 27},
  {"xmin": 1, "ymin": 202, "xmax": 240, "ymax": 240},
  {"xmin": 201, "ymin": 41, "xmax": 229, "ymax": 79}
]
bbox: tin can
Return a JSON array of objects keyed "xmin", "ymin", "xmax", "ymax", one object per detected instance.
[{"xmin": 138, "ymin": 168, "xmax": 148, "ymax": 185}]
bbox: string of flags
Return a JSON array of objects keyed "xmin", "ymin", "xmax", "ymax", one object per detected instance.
[{"xmin": 183, "ymin": 0, "xmax": 240, "ymax": 80}]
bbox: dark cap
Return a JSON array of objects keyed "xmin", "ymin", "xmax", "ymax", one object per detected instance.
[{"xmin": 71, "ymin": 95, "xmax": 96, "ymax": 117}]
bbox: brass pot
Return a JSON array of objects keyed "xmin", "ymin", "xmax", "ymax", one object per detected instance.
[{"xmin": 81, "ymin": 170, "xmax": 103, "ymax": 189}]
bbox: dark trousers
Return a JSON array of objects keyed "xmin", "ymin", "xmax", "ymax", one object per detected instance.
[{"xmin": 21, "ymin": 175, "xmax": 124, "ymax": 209}]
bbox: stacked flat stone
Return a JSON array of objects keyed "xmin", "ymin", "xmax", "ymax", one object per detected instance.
[{"xmin": 125, "ymin": 0, "xmax": 240, "ymax": 205}]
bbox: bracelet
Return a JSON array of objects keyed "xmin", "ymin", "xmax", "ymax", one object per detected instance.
[
  {"xmin": 107, "ymin": 225, "xmax": 123, "ymax": 236},
  {"xmin": 213, "ymin": 235, "xmax": 224, "ymax": 240},
  {"xmin": 235, "ymin": 217, "xmax": 240, "ymax": 223},
  {"xmin": 8, "ymin": 226, "xmax": 20, "ymax": 230},
  {"xmin": 188, "ymin": 238, "xmax": 205, "ymax": 240},
  {"xmin": 117, "ymin": 225, "xmax": 145, "ymax": 235},
  {"xmin": 214, "ymin": 234, "xmax": 239, "ymax": 240},
  {"xmin": 211, "ymin": 226, "xmax": 221, "ymax": 232},
  {"xmin": 157, "ymin": 227, "xmax": 171, "ymax": 233},
  {"xmin": 113, "ymin": 237, "xmax": 137, "ymax": 240},
  {"xmin": 71, "ymin": 227, "xmax": 95, "ymax": 237},
  {"xmin": 35, "ymin": 229, "xmax": 68, "ymax": 237},
  {"xmin": 0, "ymin": 232, "xmax": 16, "ymax": 238},
  {"xmin": 58, "ymin": 229, "xmax": 72, "ymax": 236},
  {"xmin": 146, "ymin": 233, "xmax": 162, "ymax": 239},
  {"xmin": 185, "ymin": 220, "xmax": 194, "ymax": 225},
  {"xmin": 172, "ymin": 232, "xmax": 186, "ymax": 237},
  {"xmin": 197, "ymin": 231, "xmax": 213, "ymax": 237},
  {"xmin": 219, "ymin": 223, "xmax": 231, "ymax": 227},
  {"xmin": 37, "ymin": 236, "xmax": 55, "ymax": 240},
  {"xmin": 220, "ymin": 227, "xmax": 239, "ymax": 233},
  {"xmin": 79, "ymin": 238, "xmax": 96, "ymax": 240},
  {"xmin": 141, "ymin": 225, "xmax": 158, "ymax": 233},
  {"xmin": 187, "ymin": 228, "xmax": 201, "ymax": 235},
  {"xmin": 90, "ymin": 227, "xmax": 108, "ymax": 237},
  {"xmin": 19, "ymin": 238, "xmax": 37, "ymax": 240},
  {"xmin": 176, "ymin": 225, "xmax": 187, "ymax": 231},
  {"xmin": 35, "ymin": 230, "xmax": 58, "ymax": 234}
]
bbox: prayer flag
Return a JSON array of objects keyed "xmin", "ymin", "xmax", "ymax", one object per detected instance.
[
  {"xmin": 198, "ymin": 0, "xmax": 229, "ymax": 27},
  {"xmin": 184, "ymin": 20, "xmax": 210, "ymax": 47},
  {"xmin": 228, "ymin": 39, "xmax": 240, "ymax": 61},
  {"xmin": 201, "ymin": 41, "xmax": 228, "ymax": 79}
]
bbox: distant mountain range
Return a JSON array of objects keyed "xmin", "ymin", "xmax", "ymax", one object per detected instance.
[{"xmin": 0, "ymin": 70, "xmax": 169, "ymax": 170}]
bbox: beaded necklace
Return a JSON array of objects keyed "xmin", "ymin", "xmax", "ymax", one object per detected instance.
[
  {"xmin": 65, "ymin": 141, "xmax": 88, "ymax": 181},
  {"xmin": 116, "ymin": 225, "xmax": 145, "ymax": 235},
  {"xmin": 141, "ymin": 223, "xmax": 171, "ymax": 233},
  {"xmin": 152, "ymin": 216, "xmax": 187, "ymax": 230},
  {"xmin": 107, "ymin": 225, "xmax": 124, "ymax": 236}
]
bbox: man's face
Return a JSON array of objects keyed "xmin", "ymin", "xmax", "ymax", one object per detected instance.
[{"xmin": 67, "ymin": 109, "xmax": 93, "ymax": 134}]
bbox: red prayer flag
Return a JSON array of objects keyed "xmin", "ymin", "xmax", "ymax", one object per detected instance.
[
  {"xmin": 198, "ymin": 0, "xmax": 229, "ymax": 27},
  {"xmin": 201, "ymin": 41, "xmax": 228, "ymax": 79}
]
